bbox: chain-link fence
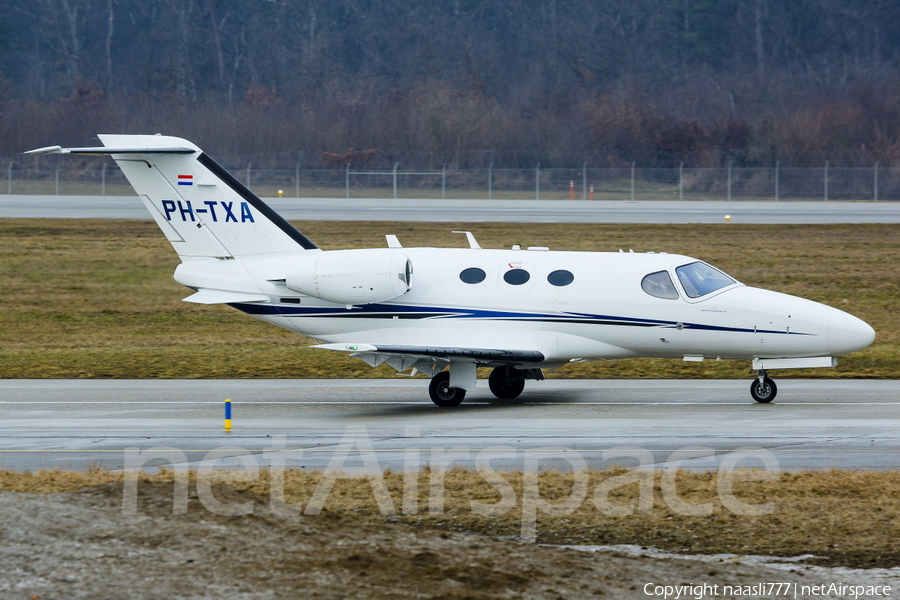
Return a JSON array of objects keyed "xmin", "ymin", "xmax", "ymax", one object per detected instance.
[{"xmin": 3, "ymin": 162, "xmax": 898, "ymax": 201}]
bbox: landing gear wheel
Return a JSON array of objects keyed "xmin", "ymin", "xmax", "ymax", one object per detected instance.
[
  {"xmin": 488, "ymin": 366, "xmax": 526, "ymax": 399},
  {"xmin": 750, "ymin": 376, "xmax": 777, "ymax": 403},
  {"xmin": 429, "ymin": 371, "xmax": 466, "ymax": 407}
]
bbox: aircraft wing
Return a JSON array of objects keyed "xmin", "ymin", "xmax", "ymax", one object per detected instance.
[{"xmin": 313, "ymin": 342, "xmax": 544, "ymax": 374}]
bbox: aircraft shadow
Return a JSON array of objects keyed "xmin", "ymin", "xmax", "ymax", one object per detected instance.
[{"xmin": 344, "ymin": 391, "xmax": 587, "ymax": 418}]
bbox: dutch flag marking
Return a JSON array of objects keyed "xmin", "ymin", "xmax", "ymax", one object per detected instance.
[{"xmin": 177, "ymin": 174, "xmax": 193, "ymax": 186}]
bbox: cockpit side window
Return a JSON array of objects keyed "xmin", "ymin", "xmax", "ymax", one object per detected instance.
[
  {"xmin": 675, "ymin": 261, "xmax": 736, "ymax": 298},
  {"xmin": 641, "ymin": 270, "xmax": 679, "ymax": 299}
]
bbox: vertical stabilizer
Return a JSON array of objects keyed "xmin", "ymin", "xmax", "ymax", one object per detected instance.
[{"xmin": 28, "ymin": 134, "xmax": 317, "ymax": 259}]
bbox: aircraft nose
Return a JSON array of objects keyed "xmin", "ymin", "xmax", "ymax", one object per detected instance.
[{"xmin": 829, "ymin": 309, "xmax": 875, "ymax": 355}]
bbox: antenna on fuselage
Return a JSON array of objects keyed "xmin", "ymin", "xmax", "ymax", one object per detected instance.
[{"xmin": 451, "ymin": 231, "xmax": 482, "ymax": 249}]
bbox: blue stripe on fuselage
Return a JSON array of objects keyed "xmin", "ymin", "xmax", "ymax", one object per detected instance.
[{"xmin": 226, "ymin": 302, "xmax": 812, "ymax": 336}]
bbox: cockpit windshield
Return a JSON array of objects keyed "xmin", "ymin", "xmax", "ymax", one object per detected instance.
[{"xmin": 675, "ymin": 262, "xmax": 736, "ymax": 298}]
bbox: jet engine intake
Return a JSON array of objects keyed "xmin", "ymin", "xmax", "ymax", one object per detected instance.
[{"xmin": 285, "ymin": 249, "xmax": 413, "ymax": 305}]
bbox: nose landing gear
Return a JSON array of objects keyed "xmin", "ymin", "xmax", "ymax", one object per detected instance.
[{"xmin": 750, "ymin": 370, "xmax": 777, "ymax": 403}]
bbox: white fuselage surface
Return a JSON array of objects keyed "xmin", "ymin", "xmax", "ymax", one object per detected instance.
[{"xmin": 175, "ymin": 247, "xmax": 872, "ymax": 367}]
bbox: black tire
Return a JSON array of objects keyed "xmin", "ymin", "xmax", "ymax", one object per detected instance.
[
  {"xmin": 429, "ymin": 371, "xmax": 466, "ymax": 407},
  {"xmin": 488, "ymin": 366, "xmax": 526, "ymax": 399},
  {"xmin": 750, "ymin": 376, "xmax": 777, "ymax": 403}
]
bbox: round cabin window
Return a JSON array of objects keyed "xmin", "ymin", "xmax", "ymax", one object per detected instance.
[
  {"xmin": 459, "ymin": 267, "xmax": 486, "ymax": 284},
  {"xmin": 547, "ymin": 270, "xmax": 574, "ymax": 287},
  {"xmin": 503, "ymin": 269, "xmax": 531, "ymax": 285}
]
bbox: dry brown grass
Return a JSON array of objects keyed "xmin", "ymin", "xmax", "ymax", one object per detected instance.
[
  {"xmin": 3, "ymin": 467, "xmax": 898, "ymax": 568},
  {"xmin": 0, "ymin": 218, "xmax": 897, "ymax": 379}
]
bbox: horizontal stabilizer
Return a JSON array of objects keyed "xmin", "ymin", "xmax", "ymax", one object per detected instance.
[
  {"xmin": 183, "ymin": 289, "xmax": 269, "ymax": 304},
  {"xmin": 26, "ymin": 145, "xmax": 195, "ymax": 155}
]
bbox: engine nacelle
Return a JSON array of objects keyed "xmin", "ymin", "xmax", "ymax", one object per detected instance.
[{"xmin": 285, "ymin": 249, "xmax": 413, "ymax": 305}]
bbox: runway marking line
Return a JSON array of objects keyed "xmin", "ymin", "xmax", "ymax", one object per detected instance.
[
  {"xmin": 2, "ymin": 449, "xmax": 899, "ymax": 454},
  {"xmin": 2, "ymin": 402, "xmax": 899, "ymax": 405}
]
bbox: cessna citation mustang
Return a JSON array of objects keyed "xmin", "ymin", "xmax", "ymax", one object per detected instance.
[{"xmin": 28, "ymin": 135, "xmax": 875, "ymax": 407}]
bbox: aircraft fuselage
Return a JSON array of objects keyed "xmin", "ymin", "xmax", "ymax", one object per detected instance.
[{"xmin": 174, "ymin": 247, "xmax": 873, "ymax": 368}]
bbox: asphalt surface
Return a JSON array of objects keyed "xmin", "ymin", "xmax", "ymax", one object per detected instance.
[
  {"xmin": 2, "ymin": 379, "xmax": 898, "ymax": 473},
  {"xmin": 4, "ymin": 197, "xmax": 897, "ymax": 475},
  {"xmin": 3, "ymin": 195, "xmax": 900, "ymax": 223}
]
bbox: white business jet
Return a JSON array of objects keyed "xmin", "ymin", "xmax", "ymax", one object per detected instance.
[{"xmin": 28, "ymin": 135, "xmax": 875, "ymax": 406}]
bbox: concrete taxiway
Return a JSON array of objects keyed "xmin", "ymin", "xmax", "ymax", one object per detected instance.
[
  {"xmin": 2, "ymin": 379, "xmax": 898, "ymax": 473},
  {"xmin": 2, "ymin": 195, "xmax": 900, "ymax": 223}
]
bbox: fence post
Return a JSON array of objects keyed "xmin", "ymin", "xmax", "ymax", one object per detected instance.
[
  {"xmin": 535, "ymin": 162, "xmax": 540, "ymax": 201},
  {"xmin": 393, "ymin": 162, "xmax": 398, "ymax": 199},
  {"xmin": 488, "ymin": 162, "xmax": 493, "ymax": 200},
  {"xmin": 727, "ymin": 161, "xmax": 732, "ymax": 201},
  {"xmin": 582, "ymin": 161, "xmax": 587, "ymax": 200},
  {"xmin": 874, "ymin": 161, "xmax": 879, "ymax": 201},
  {"xmin": 678, "ymin": 162, "xmax": 683, "ymax": 201},
  {"xmin": 245, "ymin": 163, "xmax": 251, "ymax": 189},
  {"xmin": 346, "ymin": 163, "xmax": 351, "ymax": 199},
  {"xmin": 442, "ymin": 165, "xmax": 446, "ymax": 200},
  {"xmin": 296, "ymin": 163, "xmax": 300, "ymax": 199},
  {"xmin": 824, "ymin": 160, "xmax": 829, "ymax": 201},
  {"xmin": 631, "ymin": 162, "xmax": 635, "ymax": 201},
  {"xmin": 56, "ymin": 166, "xmax": 60, "ymax": 195},
  {"xmin": 7, "ymin": 162, "xmax": 12, "ymax": 195},
  {"xmin": 775, "ymin": 161, "xmax": 780, "ymax": 201},
  {"xmin": 102, "ymin": 163, "xmax": 107, "ymax": 196}
]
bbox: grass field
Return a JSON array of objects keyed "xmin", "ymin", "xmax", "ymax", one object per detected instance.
[
  {"xmin": 0, "ymin": 218, "xmax": 897, "ymax": 379},
  {"xmin": 3, "ymin": 467, "xmax": 898, "ymax": 567}
]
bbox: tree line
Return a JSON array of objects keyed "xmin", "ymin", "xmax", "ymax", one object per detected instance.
[{"xmin": 1, "ymin": 0, "xmax": 899, "ymax": 168}]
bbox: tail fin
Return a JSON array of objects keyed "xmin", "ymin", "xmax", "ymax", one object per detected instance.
[{"xmin": 27, "ymin": 134, "xmax": 316, "ymax": 258}]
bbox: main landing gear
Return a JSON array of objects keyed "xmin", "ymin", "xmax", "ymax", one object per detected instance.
[
  {"xmin": 750, "ymin": 370, "xmax": 777, "ymax": 403},
  {"xmin": 488, "ymin": 366, "xmax": 526, "ymax": 399},
  {"xmin": 428, "ymin": 366, "xmax": 543, "ymax": 407},
  {"xmin": 428, "ymin": 371, "xmax": 466, "ymax": 407}
]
